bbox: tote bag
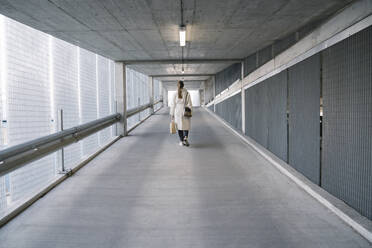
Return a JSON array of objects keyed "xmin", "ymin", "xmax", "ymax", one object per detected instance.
[{"xmin": 170, "ymin": 121, "xmax": 176, "ymax": 134}]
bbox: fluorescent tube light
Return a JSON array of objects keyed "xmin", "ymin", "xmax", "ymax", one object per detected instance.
[{"xmin": 179, "ymin": 25, "xmax": 186, "ymax": 47}]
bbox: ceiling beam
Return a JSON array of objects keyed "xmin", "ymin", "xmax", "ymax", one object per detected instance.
[
  {"xmin": 121, "ymin": 59, "xmax": 243, "ymax": 65},
  {"xmin": 150, "ymin": 74, "xmax": 214, "ymax": 78},
  {"xmin": 162, "ymin": 80, "xmax": 204, "ymax": 83}
]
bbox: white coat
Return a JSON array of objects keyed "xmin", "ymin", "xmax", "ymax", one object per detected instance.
[{"xmin": 170, "ymin": 88, "xmax": 193, "ymax": 130}]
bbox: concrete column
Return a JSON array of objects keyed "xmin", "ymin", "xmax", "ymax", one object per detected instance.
[
  {"xmin": 149, "ymin": 76, "xmax": 154, "ymax": 114},
  {"xmin": 163, "ymin": 88, "xmax": 168, "ymax": 107},
  {"xmin": 241, "ymin": 61, "xmax": 245, "ymax": 134},
  {"xmin": 115, "ymin": 62, "xmax": 127, "ymax": 136},
  {"xmin": 203, "ymin": 81, "xmax": 206, "ymax": 106},
  {"xmin": 213, "ymin": 75, "xmax": 216, "ymax": 112}
]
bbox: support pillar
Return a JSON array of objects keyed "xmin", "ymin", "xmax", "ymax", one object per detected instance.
[
  {"xmin": 241, "ymin": 61, "xmax": 245, "ymax": 134},
  {"xmin": 149, "ymin": 76, "xmax": 154, "ymax": 114},
  {"xmin": 115, "ymin": 62, "xmax": 127, "ymax": 136},
  {"xmin": 163, "ymin": 88, "xmax": 168, "ymax": 107},
  {"xmin": 213, "ymin": 75, "xmax": 216, "ymax": 112}
]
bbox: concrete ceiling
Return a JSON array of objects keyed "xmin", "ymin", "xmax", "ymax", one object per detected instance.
[
  {"xmin": 162, "ymin": 80, "xmax": 203, "ymax": 91},
  {"xmin": 0, "ymin": 0, "xmax": 354, "ymax": 86}
]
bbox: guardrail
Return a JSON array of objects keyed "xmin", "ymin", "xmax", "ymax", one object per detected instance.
[
  {"xmin": 127, "ymin": 99, "xmax": 163, "ymax": 118},
  {"xmin": 0, "ymin": 99, "xmax": 164, "ymax": 177},
  {"xmin": 0, "ymin": 113, "xmax": 121, "ymax": 177}
]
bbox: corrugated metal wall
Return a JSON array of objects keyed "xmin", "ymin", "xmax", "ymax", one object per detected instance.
[
  {"xmin": 245, "ymin": 81, "xmax": 268, "ymax": 147},
  {"xmin": 215, "ymin": 93, "xmax": 242, "ymax": 131},
  {"xmin": 322, "ymin": 26, "xmax": 372, "ymax": 220},
  {"xmin": 288, "ymin": 54, "xmax": 321, "ymax": 185},
  {"xmin": 266, "ymin": 71, "xmax": 288, "ymax": 161},
  {"xmin": 245, "ymin": 71, "xmax": 287, "ymax": 161},
  {"xmin": 213, "ymin": 25, "xmax": 372, "ymax": 221},
  {"xmin": 215, "ymin": 63, "xmax": 241, "ymax": 95},
  {"xmin": 208, "ymin": 105, "xmax": 214, "ymax": 112}
]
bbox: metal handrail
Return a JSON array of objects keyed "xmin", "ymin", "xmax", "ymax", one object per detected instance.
[
  {"xmin": 0, "ymin": 98, "xmax": 164, "ymax": 176},
  {"xmin": 127, "ymin": 99, "xmax": 163, "ymax": 118},
  {"xmin": 0, "ymin": 113, "xmax": 121, "ymax": 177},
  {"xmin": 127, "ymin": 103, "xmax": 152, "ymax": 117}
]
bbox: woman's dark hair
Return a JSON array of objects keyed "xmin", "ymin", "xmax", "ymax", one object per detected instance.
[{"xmin": 177, "ymin": 81, "xmax": 184, "ymax": 99}]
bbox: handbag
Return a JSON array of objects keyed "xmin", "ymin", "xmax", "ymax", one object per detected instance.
[
  {"xmin": 183, "ymin": 93, "xmax": 192, "ymax": 118},
  {"xmin": 170, "ymin": 121, "xmax": 176, "ymax": 134}
]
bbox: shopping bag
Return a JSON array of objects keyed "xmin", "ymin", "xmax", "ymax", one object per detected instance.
[{"xmin": 170, "ymin": 121, "xmax": 176, "ymax": 134}]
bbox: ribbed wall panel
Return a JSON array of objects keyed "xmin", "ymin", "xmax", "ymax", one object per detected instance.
[
  {"xmin": 245, "ymin": 82, "xmax": 268, "ymax": 147},
  {"xmin": 0, "ymin": 14, "xmax": 116, "ymax": 219},
  {"xmin": 322, "ymin": 26, "xmax": 372, "ymax": 220},
  {"xmin": 126, "ymin": 68, "xmax": 150, "ymax": 129},
  {"xmin": 215, "ymin": 63, "xmax": 241, "ymax": 95},
  {"xmin": 267, "ymin": 71, "xmax": 288, "ymax": 161},
  {"xmin": 288, "ymin": 54, "xmax": 321, "ymax": 185},
  {"xmin": 52, "ymin": 38, "xmax": 82, "ymax": 169},
  {"xmin": 245, "ymin": 71, "xmax": 287, "ymax": 161},
  {"xmin": 215, "ymin": 93, "xmax": 242, "ymax": 131},
  {"xmin": 5, "ymin": 18, "xmax": 57, "ymax": 203},
  {"xmin": 79, "ymin": 48, "xmax": 99, "ymax": 157},
  {"xmin": 257, "ymin": 46, "xmax": 272, "ymax": 68},
  {"xmin": 110, "ymin": 61, "xmax": 116, "ymax": 137},
  {"xmin": 0, "ymin": 176, "xmax": 6, "ymax": 218},
  {"xmin": 97, "ymin": 55, "xmax": 112, "ymax": 146}
]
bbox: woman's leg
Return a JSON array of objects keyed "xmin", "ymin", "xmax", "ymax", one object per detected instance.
[
  {"xmin": 178, "ymin": 130, "xmax": 184, "ymax": 141},
  {"xmin": 183, "ymin": 130, "xmax": 190, "ymax": 146},
  {"xmin": 183, "ymin": 130, "xmax": 189, "ymax": 139}
]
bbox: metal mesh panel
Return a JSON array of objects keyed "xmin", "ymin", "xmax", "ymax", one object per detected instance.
[
  {"xmin": 208, "ymin": 105, "xmax": 214, "ymax": 112},
  {"xmin": 4, "ymin": 18, "xmax": 57, "ymax": 203},
  {"xmin": 126, "ymin": 67, "xmax": 151, "ymax": 128},
  {"xmin": 0, "ymin": 176, "xmax": 6, "ymax": 218},
  {"xmin": 245, "ymin": 71, "xmax": 287, "ymax": 161},
  {"xmin": 154, "ymin": 102, "xmax": 162, "ymax": 111},
  {"xmin": 245, "ymin": 82, "xmax": 268, "ymax": 147},
  {"xmin": 288, "ymin": 54, "xmax": 321, "ymax": 185},
  {"xmin": 79, "ymin": 48, "xmax": 99, "ymax": 157},
  {"xmin": 322, "ymin": 26, "xmax": 372, "ymax": 220},
  {"xmin": 0, "ymin": 14, "xmax": 117, "ymax": 218},
  {"xmin": 0, "ymin": 16, "xmax": 4, "ymax": 150},
  {"xmin": 215, "ymin": 63, "xmax": 241, "ymax": 95},
  {"xmin": 154, "ymin": 79, "xmax": 161, "ymax": 102},
  {"xmin": 110, "ymin": 61, "xmax": 116, "ymax": 137},
  {"xmin": 267, "ymin": 71, "xmax": 287, "ymax": 161},
  {"xmin": 257, "ymin": 46, "xmax": 272, "ymax": 68},
  {"xmin": 215, "ymin": 93, "xmax": 242, "ymax": 131},
  {"xmin": 52, "ymin": 38, "xmax": 82, "ymax": 169},
  {"xmin": 97, "ymin": 55, "xmax": 112, "ymax": 146},
  {"xmin": 244, "ymin": 54, "xmax": 257, "ymax": 77}
]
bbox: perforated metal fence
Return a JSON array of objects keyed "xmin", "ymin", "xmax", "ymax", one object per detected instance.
[
  {"xmin": 0, "ymin": 15, "xmax": 117, "ymax": 219},
  {"xmin": 126, "ymin": 67, "xmax": 152, "ymax": 129},
  {"xmin": 288, "ymin": 54, "xmax": 321, "ymax": 185},
  {"xmin": 322, "ymin": 26, "xmax": 372, "ymax": 220},
  {"xmin": 215, "ymin": 93, "xmax": 242, "ymax": 131}
]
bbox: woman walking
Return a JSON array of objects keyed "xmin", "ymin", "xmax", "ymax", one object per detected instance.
[{"xmin": 170, "ymin": 81, "xmax": 193, "ymax": 146}]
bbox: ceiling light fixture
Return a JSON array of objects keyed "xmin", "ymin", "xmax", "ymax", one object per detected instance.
[{"xmin": 179, "ymin": 25, "xmax": 186, "ymax": 47}]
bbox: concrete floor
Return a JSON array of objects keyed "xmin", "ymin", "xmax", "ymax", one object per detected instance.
[{"xmin": 0, "ymin": 108, "xmax": 370, "ymax": 248}]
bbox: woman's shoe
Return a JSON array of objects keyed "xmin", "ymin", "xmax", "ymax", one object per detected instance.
[
  {"xmin": 179, "ymin": 141, "xmax": 184, "ymax": 146},
  {"xmin": 183, "ymin": 138, "xmax": 190, "ymax": 147}
]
